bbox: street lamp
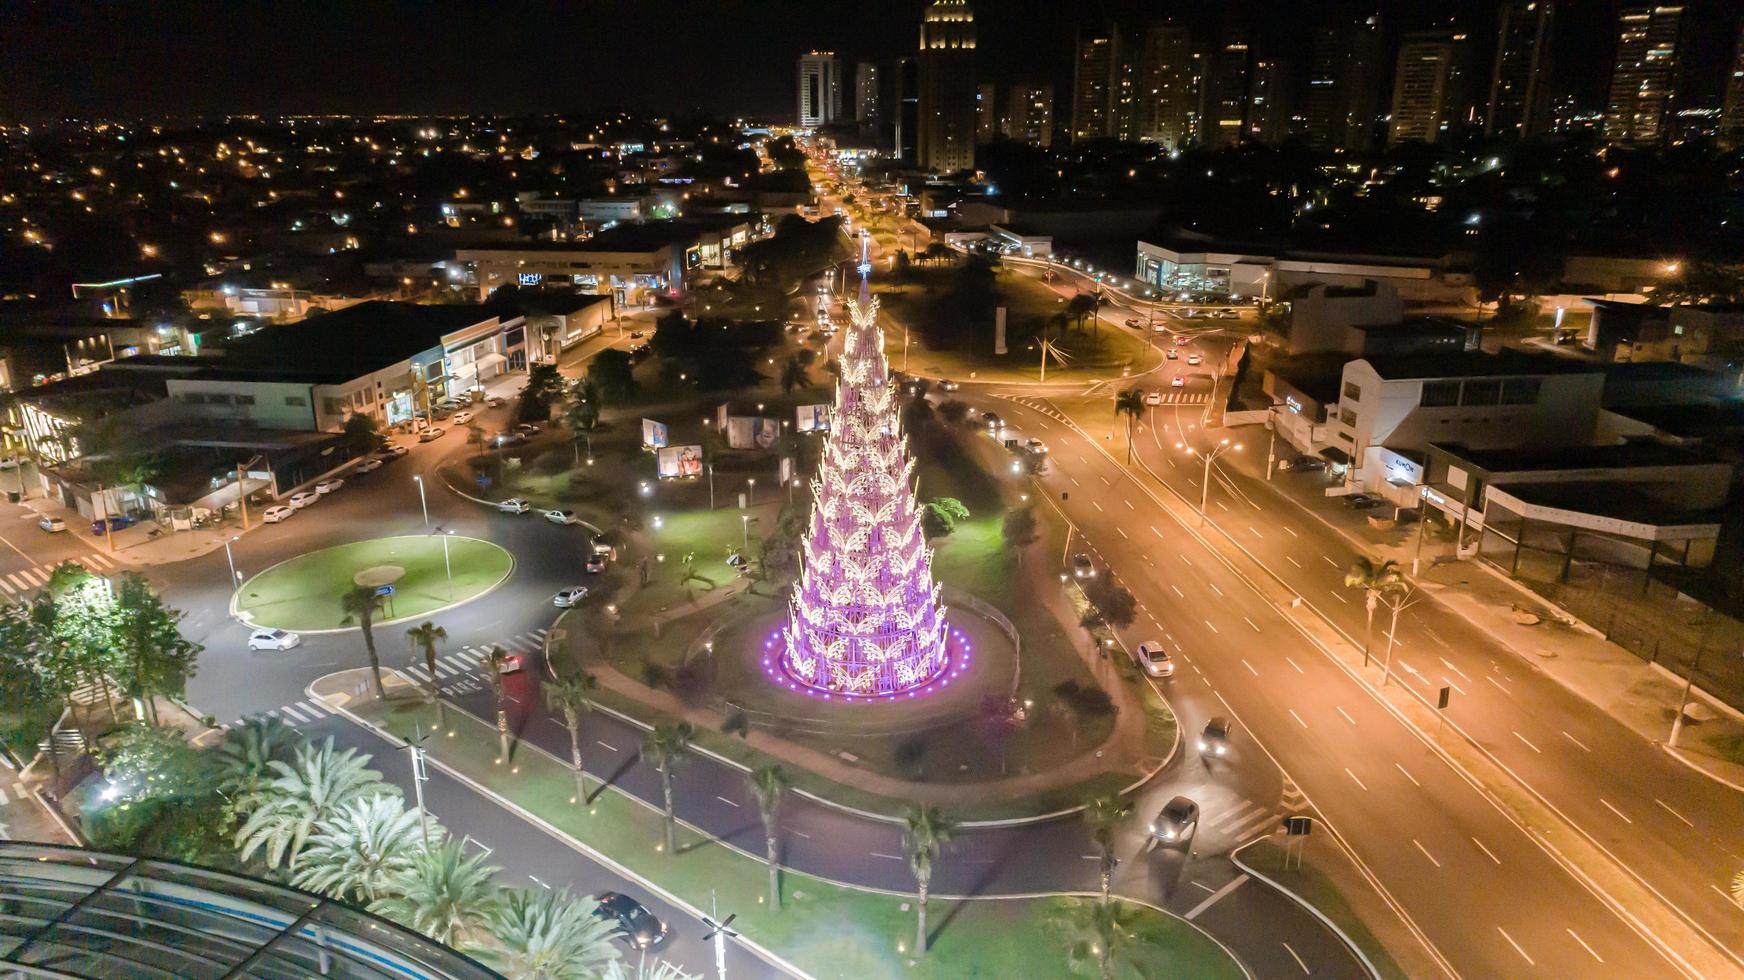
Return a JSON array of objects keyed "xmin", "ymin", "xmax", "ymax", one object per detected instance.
[
  {"xmin": 413, "ymin": 475, "xmax": 429, "ymax": 526},
  {"xmin": 222, "ymin": 534, "xmax": 242, "ymax": 587},
  {"xmin": 435, "ymin": 527, "xmax": 455, "ymax": 601},
  {"xmin": 741, "ymin": 513, "xmax": 750, "ymax": 553},
  {"xmin": 1178, "ymin": 438, "xmax": 1241, "ymax": 526},
  {"xmin": 746, "ymin": 478, "xmax": 756, "ymax": 505}
]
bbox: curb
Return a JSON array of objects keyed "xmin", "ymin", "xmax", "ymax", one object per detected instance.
[
  {"xmin": 231, "ymin": 535, "xmax": 516, "ymax": 635},
  {"xmin": 434, "ymin": 457, "xmax": 605, "ymax": 537},
  {"xmin": 1229, "ymin": 837, "xmax": 1383, "ymax": 980}
]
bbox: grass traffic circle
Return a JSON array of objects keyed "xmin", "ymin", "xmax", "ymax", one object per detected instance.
[{"xmin": 236, "ymin": 535, "xmax": 513, "ymax": 631}]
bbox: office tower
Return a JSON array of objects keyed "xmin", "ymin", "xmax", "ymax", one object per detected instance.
[
  {"xmin": 893, "ymin": 56, "xmax": 919, "ymax": 164},
  {"xmin": 1301, "ymin": 16, "xmax": 1385, "ymax": 152},
  {"xmin": 1722, "ymin": 22, "xmax": 1744, "ymax": 147},
  {"xmin": 1390, "ymin": 32, "xmax": 1457, "ymax": 144},
  {"xmin": 916, "ymin": 0, "xmax": 977, "ymax": 173},
  {"xmin": 797, "ymin": 51, "xmax": 843, "ymax": 128},
  {"xmin": 855, "ymin": 60, "xmax": 882, "ymax": 129},
  {"xmin": 1135, "ymin": 22, "xmax": 1200, "ymax": 149},
  {"xmin": 1603, "ymin": 6, "xmax": 1686, "ymax": 144},
  {"xmin": 1071, "ymin": 31, "xmax": 1129, "ymax": 141},
  {"xmin": 1246, "ymin": 57, "xmax": 1293, "ymax": 144},
  {"xmin": 1443, "ymin": 30, "xmax": 1484, "ymax": 134},
  {"xmin": 1004, "ymin": 82, "xmax": 1055, "ymax": 147},
  {"xmin": 1206, "ymin": 27, "xmax": 1255, "ymax": 147},
  {"xmin": 976, "ymin": 82, "xmax": 998, "ymax": 141},
  {"xmin": 1486, "ymin": 0, "xmax": 1555, "ymax": 140}
]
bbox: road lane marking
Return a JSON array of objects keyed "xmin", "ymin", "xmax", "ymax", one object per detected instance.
[
  {"xmin": 1654, "ymin": 799, "xmax": 1694, "ymax": 828},
  {"xmin": 1321, "ymin": 556, "xmax": 1339, "ymax": 568},
  {"xmin": 595, "ymin": 740, "xmax": 618, "ymax": 752},
  {"xmin": 1599, "ymin": 798, "xmax": 1632, "ymax": 824},
  {"xmin": 1184, "ymin": 874, "xmax": 1248, "ymax": 921},
  {"xmin": 1152, "ymin": 526, "xmax": 1165, "ymax": 538},
  {"xmin": 1472, "ymin": 837, "xmax": 1501, "ymax": 865},
  {"xmin": 1283, "ymin": 526, "xmax": 1298, "ymax": 538},
  {"xmin": 1244, "ymin": 616, "xmax": 1260, "ymax": 632},
  {"xmin": 870, "ymin": 852, "xmax": 902, "ymax": 861},
  {"xmin": 1093, "ymin": 501, "xmax": 1103, "ymax": 512},
  {"xmin": 1561, "ymin": 730, "xmax": 1591, "ymax": 752},
  {"xmin": 1497, "ymin": 927, "xmax": 1534, "ymax": 966},
  {"xmin": 1070, "ymin": 477, "xmax": 1080, "ymax": 487},
  {"xmin": 1124, "ymin": 499, "xmax": 1134, "ymax": 510},
  {"xmin": 1437, "ymin": 657, "xmax": 1470, "ymax": 681},
  {"xmin": 1512, "ymin": 731, "xmax": 1541, "ymax": 753},
  {"xmin": 528, "ymin": 874, "xmax": 551, "ymax": 889},
  {"xmin": 1485, "ymin": 675, "xmax": 1510, "ymax": 695},
  {"xmin": 1345, "ymin": 768, "xmax": 1368, "ymax": 791},
  {"xmin": 1285, "ymin": 556, "xmax": 1302, "ymax": 567},
  {"xmin": 1171, "ymin": 584, "xmax": 1185, "ymax": 598},
  {"xmin": 1117, "ymin": 528, "xmax": 1128, "ymax": 539},
  {"xmin": 1284, "ymin": 657, "xmax": 1304, "ymax": 674},
  {"xmin": 1102, "ymin": 476, "xmax": 1113, "ymax": 487},
  {"xmin": 1328, "ymin": 590, "xmax": 1348, "ymax": 604},
  {"xmin": 1240, "ymin": 659, "xmax": 1257, "ymax": 676},
  {"xmin": 1567, "ymin": 928, "xmax": 1604, "ymax": 964},
  {"xmin": 1205, "ymin": 620, "xmax": 1220, "ymax": 634},
  {"xmin": 1248, "ymin": 526, "xmax": 1262, "ymax": 538},
  {"xmin": 1180, "ymin": 554, "xmax": 1193, "ymax": 566},
  {"xmin": 1395, "ymin": 763, "xmax": 1419, "ymax": 787},
  {"xmin": 1335, "ymin": 706, "xmax": 1356, "ymax": 725},
  {"xmin": 1288, "ymin": 709, "xmax": 1308, "ymax": 728},
  {"xmin": 1208, "ymin": 582, "xmax": 1223, "ymax": 597},
  {"xmin": 1281, "ymin": 941, "xmax": 1310, "ymax": 975},
  {"xmin": 1412, "ymin": 839, "xmax": 1440, "ymax": 868},
  {"xmin": 792, "ymin": 830, "xmax": 811, "ymax": 839},
  {"xmin": 716, "ymin": 795, "xmax": 740, "ymax": 808},
  {"xmin": 1189, "ymin": 880, "xmax": 1217, "ymax": 894}
]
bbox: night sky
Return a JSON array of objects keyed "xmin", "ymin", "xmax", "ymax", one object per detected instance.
[{"xmin": 0, "ymin": 0, "xmax": 1713, "ymax": 123}]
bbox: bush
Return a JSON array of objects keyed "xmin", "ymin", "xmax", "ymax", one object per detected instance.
[{"xmin": 533, "ymin": 450, "xmax": 570, "ymax": 476}]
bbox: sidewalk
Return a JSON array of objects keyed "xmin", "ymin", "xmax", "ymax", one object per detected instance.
[{"xmin": 1220, "ymin": 439, "xmax": 1744, "ymax": 791}]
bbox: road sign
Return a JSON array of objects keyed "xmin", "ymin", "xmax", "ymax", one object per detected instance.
[
  {"xmin": 376, "ymin": 584, "xmax": 396, "ymax": 598},
  {"xmin": 1437, "ymin": 686, "xmax": 1452, "ymax": 710},
  {"xmin": 1285, "ymin": 815, "xmax": 1313, "ymax": 837}
]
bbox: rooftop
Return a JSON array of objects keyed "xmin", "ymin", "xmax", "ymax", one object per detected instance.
[
  {"xmin": 1431, "ymin": 440, "xmax": 1720, "ymax": 474},
  {"xmin": 1359, "ymin": 351, "xmax": 1603, "ymax": 381},
  {"xmin": 225, "ymin": 301, "xmax": 499, "ymax": 380},
  {"xmin": 1494, "ymin": 480, "xmax": 1725, "ymax": 530}
]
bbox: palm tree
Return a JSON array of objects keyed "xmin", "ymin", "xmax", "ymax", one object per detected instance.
[
  {"xmin": 1082, "ymin": 794, "xmax": 1132, "ymax": 906},
  {"xmin": 903, "ymin": 804, "xmax": 956, "ymax": 954},
  {"xmin": 643, "ymin": 721, "xmax": 694, "ymax": 854},
  {"xmin": 372, "ymin": 839, "xmax": 500, "ymax": 951},
  {"xmin": 236, "ymin": 737, "xmax": 394, "ymax": 870},
  {"xmin": 1066, "ymin": 900, "xmax": 1140, "ymax": 980},
  {"xmin": 543, "ymin": 672, "xmax": 599, "ymax": 804},
  {"xmin": 779, "ymin": 354, "xmax": 809, "ymax": 394},
  {"xmin": 340, "ymin": 585, "xmax": 388, "ymax": 699},
  {"xmin": 485, "ymin": 887, "xmax": 622, "ymax": 980},
  {"xmin": 1066, "ymin": 293, "xmax": 1098, "ymax": 333},
  {"xmin": 1731, "ymin": 867, "xmax": 1743, "ymax": 908},
  {"xmin": 748, "ymin": 765, "xmax": 790, "ymax": 911},
  {"xmin": 1343, "ymin": 558, "xmax": 1404, "ymax": 667},
  {"xmin": 216, "ymin": 714, "xmax": 304, "ymax": 797},
  {"xmin": 601, "ymin": 961, "xmax": 699, "ymax": 980},
  {"xmin": 485, "ymin": 645, "xmax": 512, "ymax": 758},
  {"xmin": 1113, "ymin": 388, "xmax": 1146, "ymax": 466},
  {"xmin": 406, "ymin": 621, "xmax": 449, "ymax": 726},
  {"xmin": 292, "ymin": 794, "xmax": 437, "ymax": 904}
]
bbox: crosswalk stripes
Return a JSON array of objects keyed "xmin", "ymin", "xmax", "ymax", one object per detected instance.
[
  {"xmin": 1200, "ymin": 799, "xmax": 1282, "ymax": 845},
  {"xmin": 0, "ymin": 551, "xmax": 122, "ymax": 596}
]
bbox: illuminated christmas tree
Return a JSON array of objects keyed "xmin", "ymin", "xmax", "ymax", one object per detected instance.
[{"xmin": 779, "ymin": 242, "xmax": 949, "ymax": 697}]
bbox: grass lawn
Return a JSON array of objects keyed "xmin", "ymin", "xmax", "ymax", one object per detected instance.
[
  {"xmin": 236, "ymin": 535, "xmax": 514, "ymax": 630},
  {"xmin": 359, "ymin": 695, "xmax": 1242, "ymax": 980}
]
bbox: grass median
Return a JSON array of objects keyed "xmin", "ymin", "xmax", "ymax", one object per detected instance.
[
  {"xmin": 353, "ymin": 694, "xmax": 1240, "ymax": 980},
  {"xmin": 236, "ymin": 535, "xmax": 513, "ymax": 630}
]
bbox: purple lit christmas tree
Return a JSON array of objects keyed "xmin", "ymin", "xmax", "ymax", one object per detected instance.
[{"xmin": 779, "ymin": 240, "xmax": 950, "ymax": 696}]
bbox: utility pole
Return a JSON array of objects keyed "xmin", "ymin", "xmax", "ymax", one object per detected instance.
[
  {"xmin": 1264, "ymin": 408, "xmax": 1278, "ymax": 480},
  {"xmin": 1178, "ymin": 438, "xmax": 1240, "ymax": 526},
  {"xmin": 408, "ymin": 724, "xmax": 432, "ymax": 851},
  {"xmin": 96, "ymin": 483, "xmax": 115, "ymax": 552}
]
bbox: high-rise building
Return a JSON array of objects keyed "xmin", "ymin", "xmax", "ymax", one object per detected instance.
[
  {"xmin": 1207, "ymin": 31, "xmax": 1255, "ymax": 146},
  {"xmin": 916, "ymin": 0, "xmax": 977, "ymax": 173},
  {"xmin": 1004, "ymin": 82, "xmax": 1055, "ymax": 147},
  {"xmin": 1390, "ymin": 32, "xmax": 1457, "ymax": 144},
  {"xmin": 855, "ymin": 60, "xmax": 882, "ymax": 129},
  {"xmin": 1486, "ymin": 0, "xmax": 1555, "ymax": 140},
  {"xmin": 893, "ymin": 56, "xmax": 920, "ymax": 164},
  {"xmin": 1246, "ymin": 57, "xmax": 1293, "ymax": 144},
  {"xmin": 1134, "ymin": 22, "xmax": 1200, "ymax": 149},
  {"xmin": 1301, "ymin": 16, "xmax": 1385, "ymax": 152},
  {"xmin": 1603, "ymin": 6, "xmax": 1686, "ymax": 144},
  {"xmin": 976, "ymin": 82, "xmax": 998, "ymax": 142},
  {"xmin": 797, "ymin": 51, "xmax": 844, "ymax": 129},
  {"xmin": 1071, "ymin": 30, "xmax": 1130, "ymax": 141},
  {"xmin": 1722, "ymin": 22, "xmax": 1744, "ymax": 147}
]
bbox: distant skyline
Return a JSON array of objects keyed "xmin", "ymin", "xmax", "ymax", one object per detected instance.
[{"xmin": 0, "ymin": 0, "xmax": 1724, "ymax": 124}]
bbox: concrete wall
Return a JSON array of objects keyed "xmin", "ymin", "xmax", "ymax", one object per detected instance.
[
  {"xmin": 165, "ymin": 379, "xmax": 319, "ymax": 430},
  {"xmin": 1287, "ymin": 281, "xmax": 1404, "ymax": 354}
]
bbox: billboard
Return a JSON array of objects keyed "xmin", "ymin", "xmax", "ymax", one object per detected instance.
[
  {"xmin": 657, "ymin": 445, "xmax": 704, "ymax": 479},
  {"xmin": 724, "ymin": 415, "xmax": 779, "ymax": 450},
  {"xmin": 795, "ymin": 403, "xmax": 831, "ymax": 432},
  {"xmin": 641, "ymin": 418, "xmax": 669, "ymax": 449}
]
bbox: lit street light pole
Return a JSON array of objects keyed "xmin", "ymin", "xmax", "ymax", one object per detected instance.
[
  {"xmin": 222, "ymin": 534, "xmax": 241, "ymax": 588},
  {"xmin": 408, "ymin": 724, "xmax": 432, "ymax": 851},
  {"xmin": 436, "ymin": 527, "xmax": 454, "ymax": 601},
  {"xmin": 413, "ymin": 475, "xmax": 429, "ymax": 526},
  {"xmin": 741, "ymin": 513, "xmax": 750, "ymax": 553},
  {"xmin": 1177, "ymin": 438, "xmax": 1241, "ymax": 526}
]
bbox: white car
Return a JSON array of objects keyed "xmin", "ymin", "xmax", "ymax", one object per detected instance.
[
  {"xmin": 419, "ymin": 427, "xmax": 447, "ymax": 442},
  {"xmin": 553, "ymin": 586, "xmax": 589, "ymax": 608},
  {"xmin": 354, "ymin": 457, "xmax": 384, "ymax": 474},
  {"xmin": 248, "ymin": 628, "xmax": 301, "ymax": 651},
  {"xmin": 1186, "ymin": 353, "xmax": 1203, "ymax": 366},
  {"xmin": 288, "ymin": 491, "xmax": 319, "ymax": 509},
  {"xmin": 1134, "ymin": 641, "xmax": 1174, "ymax": 678},
  {"xmin": 498, "ymin": 498, "xmax": 531, "ymax": 514},
  {"xmin": 452, "ymin": 410, "xmax": 474, "ymax": 425},
  {"xmin": 1025, "ymin": 438, "xmax": 1047, "ymax": 455},
  {"xmin": 315, "ymin": 478, "xmax": 344, "ymax": 495},
  {"xmin": 37, "ymin": 516, "xmax": 66, "ymax": 533},
  {"xmin": 262, "ymin": 504, "xmax": 295, "ymax": 523},
  {"xmin": 1145, "ymin": 390, "xmax": 1162, "ymax": 406},
  {"xmin": 938, "ymin": 379, "xmax": 960, "ymax": 392},
  {"xmin": 1171, "ymin": 376, "xmax": 1186, "ymax": 388},
  {"xmin": 544, "ymin": 509, "xmax": 579, "ymax": 525}
]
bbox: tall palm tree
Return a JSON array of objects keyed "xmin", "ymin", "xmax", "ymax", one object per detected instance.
[
  {"xmin": 485, "ymin": 645, "xmax": 512, "ymax": 759},
  {"xmin": 601, "ymin": 961, "xmax": 699, "ymax": 980},
  {"xmin": 643, "ymin": 721, "xmax": 693, "ymax": 854},
  {"xmin": 748, "ymin": 765, "xmax": 790, "ymax": 911},
  {"xmin": 485, "ymin": 887, "xmax": 622, "ymax": 980},
  {"xmin": 1344, "ymin": 558, "xmax": 1404, "ymax": 667},
  {"xmin": 216, "ymin": 714, "xmax": 304, "ymax": 797},
  {"xmin": 903, "ymin": 804, "xmax": 956, "ymax": 954},
  {"xmin": 406, "ymin": 621, "xmax": 449, "ymax": 726},
  {"xmin": 372, "ymin": 839, "xmax": 500, "ymax": 951},
  {"xmin": 1066, "ymin": 293, "xmax": 1098, "ymax": 333},
  {"xmin": 1082, "ymin": 794, "xmax": 1132, "ymax": 906},
  {"xmin": 292, "ymin": 794, "xmax": 436, "ymax": 904},
  {"xmin": 1066, "ymin": 899, "xmax": 1140, "ymax": 980},
  {"xmin": 236, "ymin": 738, "xmax": 394, "ymax": 870},
  {"xmin": 543, "ymin": 672, "xmax": 599, "ymax": 804},
  {"xmin": 340, "ymin": 585, "xmax": 388, "ymax": 699},
  {"xmin": 1113, "ymin": 388, "xmax": 1146, "ymax": 466}
]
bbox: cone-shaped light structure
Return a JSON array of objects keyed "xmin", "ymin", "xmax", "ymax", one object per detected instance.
[{"xmin": 780, "ymin": 235, "xmax": 949, "ymax": 696}]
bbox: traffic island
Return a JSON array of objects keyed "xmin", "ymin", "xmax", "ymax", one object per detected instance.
[
  {"xmin": 234, "ymin": 535, "xmax": 514, "ymax": 631},
  {"xmin": 312, "ymin": 672, "xmax": 1243, "ymax": 980}
]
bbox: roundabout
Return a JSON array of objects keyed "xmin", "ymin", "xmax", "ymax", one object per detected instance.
[{"xmin": 234, "ymin": 535, "xmax": 514, "ymax": 631}]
